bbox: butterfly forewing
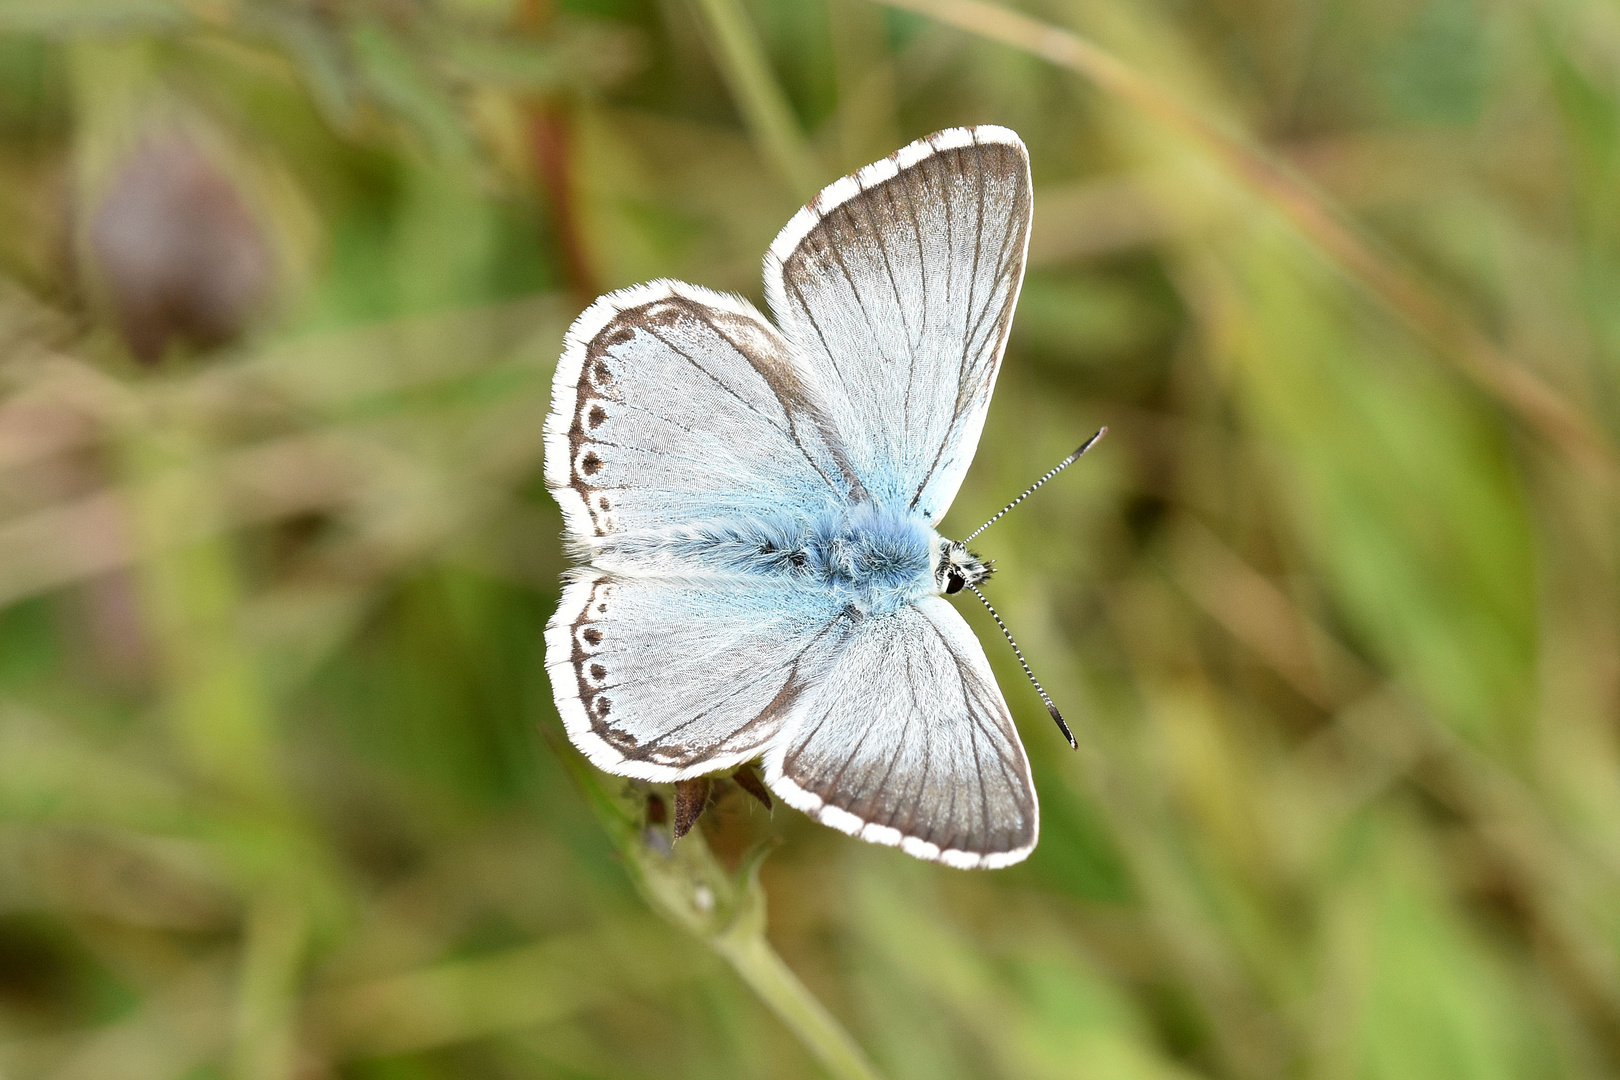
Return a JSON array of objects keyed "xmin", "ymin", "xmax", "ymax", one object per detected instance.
[
  {"xmin": 543, "ymin": 280, "xmax": 860, "ymax": 544},
  {"xmin": 764, "ymin": 597, "xmax": 1038, "ymax": 869},
  {"xmin": 763, "ymin": 127, "xmax": 1033, "ymax": 523}
]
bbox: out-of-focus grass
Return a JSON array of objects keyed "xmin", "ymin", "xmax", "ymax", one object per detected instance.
[{"xmin": 0, "ymin": 1, "xmax": 1618, "ymax": 1078}]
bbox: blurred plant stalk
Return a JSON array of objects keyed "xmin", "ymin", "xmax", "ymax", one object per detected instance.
[
  {"xmin": 123, "ymin": 421, "xmax": 282, "ymax": 803},
  {"xmin": 688, "ymin": 0, "xmax": 822, "ymax": 200},
  {"xmin": 871, "ymin": 0, "xmax": 1620, "ymax": 489},
  {"xmin": 118, "ymin": 417, "xmax": 327, "ymax": 1080}
]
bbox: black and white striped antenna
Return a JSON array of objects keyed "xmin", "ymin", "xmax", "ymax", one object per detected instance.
[
  {"xmin": 961, "ymin": 426, "xmax": 1106, "ymax": 748},
  {"xmin": 964, "ymin": 427, "xmax": 1106, "ymax": 543},
  {"xmin": 967, "ymin": 582, "xmax": 1076, "ymax": 748}
]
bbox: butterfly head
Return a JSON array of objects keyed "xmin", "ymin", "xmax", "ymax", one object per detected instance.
[{"xmin": 936, "ymin": 540, "xmax": 993, "ymax": 596}]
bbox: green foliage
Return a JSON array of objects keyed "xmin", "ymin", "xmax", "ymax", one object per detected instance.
[{"xmin": 0, "ymin": 1, "xmax": 1616, "ymax": 1078}]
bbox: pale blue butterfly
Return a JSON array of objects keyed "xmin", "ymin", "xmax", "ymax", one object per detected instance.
[{"xmin": 543, "ymin": 126, "xmax": 1099, "ymax": 869}]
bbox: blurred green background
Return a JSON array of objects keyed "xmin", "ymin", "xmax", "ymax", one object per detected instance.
[{"xmin": 0, "ymin": 0, "xmax": 1618, "ymax": 1078}]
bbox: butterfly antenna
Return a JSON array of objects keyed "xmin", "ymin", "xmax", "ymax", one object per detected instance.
[
  {"xmin": 963, "ymin": 427, "xmax": 1106, "ymax": 543},
  {"xmin": 966, "ymin": 583, "xmax": 1076, "ymax": 749}
]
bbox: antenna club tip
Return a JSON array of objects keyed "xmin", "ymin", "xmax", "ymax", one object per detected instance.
[
  {"xmin": 1047, "ymin": 704, "xmax": 1077, "ymax": 748},
  {"xmin": 1070, "ymin": 427, "xmax": 1107, "ymax": 459}
]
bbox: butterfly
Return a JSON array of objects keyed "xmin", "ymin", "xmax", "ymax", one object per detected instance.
[{"xmin": 544, "ymin": 126, "xmax": 1091, "ymax": 869}]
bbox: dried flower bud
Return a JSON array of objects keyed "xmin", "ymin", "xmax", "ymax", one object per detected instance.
[
  {"xmin": 89, "ymin": 133, "xmax": 271, "ymax": 364},
  {"xmin": 732, "ymin": 764, "xmax": 772, "ymax": 810},
  {"xmin": 672, "ymin": 777, "xmax": 712, "ymax": 841}
]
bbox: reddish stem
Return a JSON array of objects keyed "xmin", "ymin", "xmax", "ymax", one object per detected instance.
[{"xmin": 528, "ymin": 104, "xmax": 597, "ymax": 304}]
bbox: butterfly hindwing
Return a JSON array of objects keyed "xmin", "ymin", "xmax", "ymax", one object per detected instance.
[
  {"xmin": 764, "ymin": 596, "xmax": 1038, "ymax": 869},
  {"xmin": 763, "ymin": 126, "xmax": 1033, "ymax": 523},
  {"xmin": 544, "ymin": 280, "xmax": 860, "ymax": 546},
  {"xmin": 545, "ymin": 573, "xmax": 849, "ymax": 781}
]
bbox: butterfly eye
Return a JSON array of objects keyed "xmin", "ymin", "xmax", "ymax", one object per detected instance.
[{"xmin": 944, "ymin": 567, "xmax": 966, "ymax": 595}]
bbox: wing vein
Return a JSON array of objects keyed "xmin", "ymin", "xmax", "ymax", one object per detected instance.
[
  {"xmin": 788, "ymin": 277, "xmax": 860, "ymax": 423},
  {"xmin": 663, "ymin": 614, "xmax": 841, "ymax": 741},
  {"xmin": 585, "ymin": 398, "xmax": 700, "ymax": 437},
  {"xmin": 634, "ymin": 322, "xmax": 792, "ymax": 435},
  {"xmin": 700, "ymin": 313, "xmax": 853, "ymax": 498},
  {"xmin": 876, "ymin": 651, "xmax": 921, "ymax": 831},
  {"xmin": 574, "ymin": 437, "xmax": 719, "ymax": 471}
]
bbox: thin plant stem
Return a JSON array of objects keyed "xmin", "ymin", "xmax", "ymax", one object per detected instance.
[
  {"xmin": 872, "ymin": 0, "xmax": 1620, "ymax": 487},
  {"xmin": 232, "ymin": 894, "xmax": 308, "ymax": 1080},
  {"xmin": 711, "ymin": 920, "xmax": 888, "ymax": 1080},
  {"xmin": 548, "ymin": 733, "xmax": 889, "ymax": 1080}
]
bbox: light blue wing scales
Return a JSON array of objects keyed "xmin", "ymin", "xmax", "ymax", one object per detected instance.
[{"xmin": 762, "ymin": 126, "xmax": 1033, "ymax": 523}]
